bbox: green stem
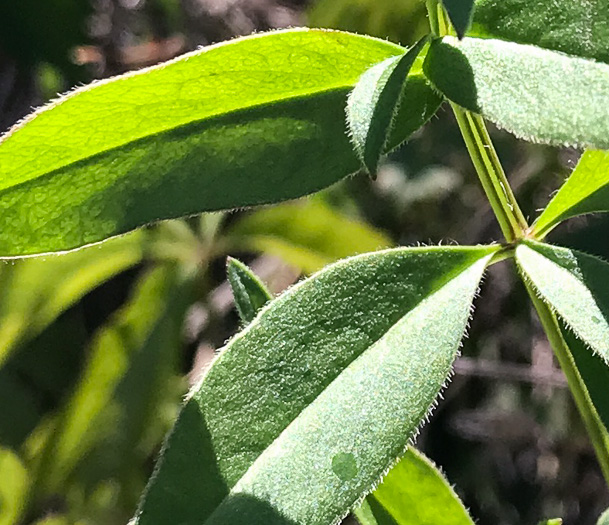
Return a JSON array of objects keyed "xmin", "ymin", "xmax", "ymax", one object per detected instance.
[{"xmin": 526, "ymin": 285, "xmax": 609, "ymax": 486}]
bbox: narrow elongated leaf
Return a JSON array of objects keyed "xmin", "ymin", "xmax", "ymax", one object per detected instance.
[
  {"xmin": 347, "ymin": 37, "xmax": 428, "ymax": 176},
  {"xmin": 424, "ymin": 37, "xmax": 609, "ymax": 148},
  {"xmin": 516, "ymin": 241, "xmax": 609, "ymax": 365},
  {"xmin": 354, "ymin": 448, "xmax": 474, "ymax": 525},
  {"xmin": 534, "ymin": 151, "xmax": 609, "ymax": 238},
  {"xmin": 0, "ymin": 29, "xmax": 440, "ymax": 257},
  {"xmin": 224, "ymin": 199, "xmax": 392, "ymax": 274},
  {"xmin": 134, "ymin": 245, "xmax": 495, "ymax": 525},
  {"xmin": 474, "ymin": 0, "xmax": 609, "ymax": 63},
  {"xmin": 443, "ymin": 0, "xmax": 475, "ymax": 38},
  {"xmin": 227, "ymin": 257, "xmax": 272, "ymax": 324}
]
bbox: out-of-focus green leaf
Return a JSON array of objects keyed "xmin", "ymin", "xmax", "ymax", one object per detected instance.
[
  {"xmin": 0, "ymin": 447, "xmax": 28, "ymax": 525},
  {"xmin": 516, "ymin": 241, "xmax": 609, "ymax": 365},
  {"xmin": 538, "ymin": 520, "xmax": 562, "ymax": 525},
  {"xmin": 134, "ymin": 245, "xmax": 495, "ymax": 525},
  {"xmin": 0, "ymin": 29, "xmax": 439, "ymax": 257},
  {"xmin": 36, "ymin": 264, "xmax": 191, "ymax": 495},
  {"xmin": 227, "ymin": 258, "xmax": 272, "ymax": 325},
  {"xmin": 354, "ymin": 448, "xmax": 474, "ymax": 525},
  {"xmin": 534, "ymin": 151, "xmax": 609, "ymax": 238},
  {"xmin": 0, "ymin": 231, "xmax": 144, "ymax": 365},
  {"xmin": 561, "ymin": 323, "xmax": 609, "ymax": 432},
  {"xmin": 443, "ymin": 0, "xmax": 475, "ymax": 38},
  {"xmin": 473, "ymin": 0, "xmax": 609, "ymax": 64},
  {"xmin": 599, "ymin": 508, "xmax": 609, "ymax": 525},
  {"xmin": 224, "ymin": 199, "xmax": 393, "ymax": 273},
  {"xmin": 347, "ymin": 38, "xmax": 428, "ymax": 177},
  {"xmin": 424, "ymin": 37, "xmax": 609, "ymax": 148}
]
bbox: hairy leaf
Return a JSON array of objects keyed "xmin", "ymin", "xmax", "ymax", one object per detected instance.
[
  {"xmin": 424, "ymin": 37, "xmax": 609, "ymax": 148},
  {"xmin": 354, "ymin": 448, "xmax": 474, "ymax": 525},
  {"xmin": 227, "ymin": 257, "xmax": 272, "ymax": 324},
  {"xmin": 224, "ymin": 199, "xmax": 392, "ymax": 274},
  {"xmin": 347, "ymin": 37, "xmax": 428, "ymax": 177},
  {"xmin": 134, "ymin": 245, "xmax": 495, "ymax": 525},
  {"xmin": 474, "ymin": 0, "xmax": 609, "ymax": 63},
  {"xmin": 534, "ymin": 151, "xmax": 609, "ymax": 238},
  {"xmin": 516, "ymin": 241, "xmax": 609, "ymax": 365},
  {"xmin": 0, "ymin": 29, "xmax": 440, "ymax": 257},
  {"xmin": 443, "ymin": 0, "xmax": 475, "ymax": 38}
]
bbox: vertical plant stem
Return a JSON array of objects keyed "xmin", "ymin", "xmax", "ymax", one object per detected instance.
[{"xmin": 527, "ymin": 285, "xmax": 609, "ymax": 485}]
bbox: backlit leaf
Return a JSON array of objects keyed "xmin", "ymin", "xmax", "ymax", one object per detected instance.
[
  {"xmin": 134, "ymin": 245, "xmax": 495, "ymax": 525},
  {"xmin": 227, "ymin": 257, "xmax": 272, "ymax": 325}
]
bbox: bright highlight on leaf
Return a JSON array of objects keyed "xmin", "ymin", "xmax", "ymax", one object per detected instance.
[
  {"xmin": 534, "ymin": 151, "xmax": 609, "ymax": 238},
  {"xmin": 516, "ymin": 241, "xmax": 609, "ymax": 366},
  {"xmin": 134, "ymin": 245, "xmax": 495, "ymax": 525},
  {"xmin": 424, "ymin": 37, "xmax": 609, "ymax": 148},
  {"xmin": 347, "ymin": 37, "xmax": 428, "ymax": 177},
  {"xmin": 354, "ymin": 448, "xmax": 475, "ymax": 525},
  {"xmin": 443, "ymin": 0, "xmax": 475, "ymax": 38},
  {"xmin": 227, "ymin": 257, "xmax": 272, "ymax": 325},
  {"xmin": 599, "ymin": 508, "xmax": 609, "ymax": 525},
  {"xmin": 0, "ymin": 28, "xmax": 440, "ymax": 257}
]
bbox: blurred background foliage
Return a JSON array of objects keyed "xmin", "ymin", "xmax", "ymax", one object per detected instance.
[{"xmin": 0, "ymin": 1, "xmax": 608, "ymax": 524}]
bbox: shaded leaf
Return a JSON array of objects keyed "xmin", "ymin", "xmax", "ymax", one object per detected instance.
[
  {"xmin": 227, "ymin": 258, "xmax": 272, "ymax": 325},
  {"xmin": 354, "ymin": 448, "xmax": 474, "ymax": 525},
  {"xmin": 424, "ymin": 37, "xmax": 609, "ymax": 148},
  {"xmin": 224, "ymin": 199, "xmax": 392, "ymax": 274},
  {"xmin": 474, "ymin": 0, "xmax": 609, "ymax": 64},
  {"xmin": 0, "ymin": 29, "xmax": 439, "ymax": 257},
  {"xmin": 534, "ymin": 151, "xmax": 609, "ymax": 238},
  {"xmin": 443, "ymin": 0, "xmax": 475, "ymax": 39},
  {"xmin": 0, "ymin": 447, "xmax": 28, "ymax": 525},
  {"xmin": 516, "ymin": 241, "xmax": 609, "ymax": 365},
  {"xmin": 134, "ymin": 245, "xmax": 496, "ymax": 525},
  {"xmin": 347, "ymin": 37, "xmax": 428, "ymax": 177}
]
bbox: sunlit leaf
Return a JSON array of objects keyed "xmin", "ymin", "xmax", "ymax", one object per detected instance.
[
  {"xmin": 599, "ymin": 508, "xmax": 609, "ymax": 525},
  {"xmin": 0, "ymin": 447, "xmax": 28, "ymax": 525},
  {"xmin": 227, "ymin": 258, "xmax": 272, "ymax": 325},
  {"xmin": 534, "ymin": 151, "xmax": 609, "ymax": 238},
  {"xmin": 134, "ymin": 245, "xmax": 496, "ymax": 525},
  {"xmin": 354, "ymin": 448, "xmax": 474, "ymax": 525},
  {"xmin": 424, "ymin": 37, "xmax": 609, "ymax": 148},
  {"xmin": 0, "ymin": 29, "xmax": 439, "ymax": 257}
]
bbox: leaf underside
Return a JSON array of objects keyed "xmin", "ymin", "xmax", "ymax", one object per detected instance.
[
  {"xmin": 424, "ymin": 37, "xmax": 609, "ymax": 149},
  {"xmin": 0, "ymin": 29, "xmax": 440, "ymax": 257},
  {"xmin": 134, "ymin": 246, "xmax": 495, "ymax": 525}
]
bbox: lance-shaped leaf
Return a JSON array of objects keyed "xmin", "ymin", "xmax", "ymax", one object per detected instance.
[
  {"xmin": 347, "ymin": 37, "xmax": 428, "ymax": 177},
  {"xmin": 227, "ymin": 257, "xmax": 272, "ymax": 325},
  {"xmin": 516, "ymin": 240, "xmax": 609, "ymax": 365},
  {"xmin": 533, "ymin": 151, "xmax": 609, "ymax": 238},
  {"xmin": 443, "ymin": 0, "xmax": 475, "ymax": 39},
  {"xmin": 0, "ymin": 28, "xmax": 441, "ymax": 258},
  {"xmin": 474, "ymin": 0, "xmax": 609, "ymax": 64},
  {"xmin": 134, "ymin": 245, "xmax": 496, "ymax": 525},
  {"xmin": 354, "ymin": 448, "xmax": 474, "ymax": 525},
  {"xmin": 423, "ymin": 37, "xmax": 609, "ymax": 149}
]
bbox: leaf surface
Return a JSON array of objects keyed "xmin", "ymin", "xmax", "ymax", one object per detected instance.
[
  {"xmin": 227, "ymin": 257, "xmax": 272, "ymax": 324},
  {"xmin": 516, "ymin": 241, "xmax": 609, "ymax": 365},
  {"xmin": 0, "ymin": 447, "xmax": 28, "ymax": 525},
  {"xmin": 354, "ymin": 448, "xmax": 474, "ymax": 525},
  {"xmin": 534, "ymin": 151, "xmax": 609, "ymax": 237},
  {"xmin": 599, "ymin": 508, "xmax": 609, "ymax": 525},
  {"xmin": 347, "ymin": 37, "xmax": 428, "ymax": 176},
  {"xmin": 443, "ymin": 0, "xmax": 475, "ymax": 38},
  {"xmin": 0, "ymin": 28, "xmax": 440, "ymax": 257},
  {"xmin": 473, "ymin": 0, "xmax": 609, "ymax": 63},
  {"xmin": 424, "ymin": 37, "xmax": 609, "ymax": 148},
  {"xmin": 134, "ymin": 245, "xmax": 495, "ymax": 525}
]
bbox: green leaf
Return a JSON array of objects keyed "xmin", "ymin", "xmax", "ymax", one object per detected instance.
[
  {"xmin": 473, "ymin": 0, "xmax": 609, "ymax": 63},
  {"xmin": 353, "ymin": 448, "xmax": 474, "ymax": 525},
  {"xmin": 227, "ymin": 257, "xmax": 272, "ymax": 325},
  {"xmin": 443, "ymin": 0, "xmax": 475, "ymax": 39},
  {"xmin": 599, "ymin": 508, "xmax": 609, "ymax": 525},
  {"xmin": 538, "ymin": 520, "xmax": 562, "ymax": 525},
  {"xmin": 0, "ymin": 447, "xmax": 28, "ymax": 525},
  {"xmin": 224, "ymin": 199, "xmax": 393, "ymax": 274},
  {"xmin": 347, "ymin": 37, "xmax": 428, "ymax": 177},
  {"xmin": 515, "ymin": 240, "xmax": 609, "ymax": 365},
  {"xmin": 0, "ymin": 28, "xmax": 440, "ymax": 257},
  {"xmin": 534, "ymin": 151, "xmax": 609, "ymax": 238},
  {"xmin": 561, "ymin": 323, "xmax": 609, "ymax": 432},
  {"xmin": 423, "ymin": 37, "xmax": 609, "ymax": 148},
  {"xmin": 134, "ymin": 245, "xmax": 495, "ymax": 525}
]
